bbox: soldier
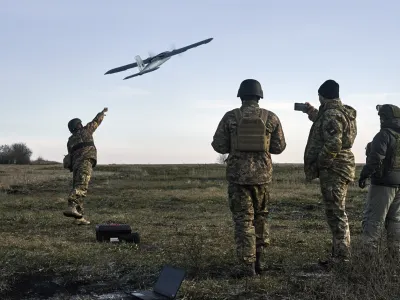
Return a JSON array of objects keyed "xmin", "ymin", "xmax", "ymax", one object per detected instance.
[
  {"xmin": 301, "ymin": 79, "xmax": 357, "ymax": 263},
  {"xmin": 211, "ymin": 79, "xmax": 286, "ymax": 276},
  {"xmin": 358, "ymin": 104, "xmax": 400, "ymax": 258},
  {"xmin": 63, "ymin": 107, "xmax": 108, "ymax": 225}
]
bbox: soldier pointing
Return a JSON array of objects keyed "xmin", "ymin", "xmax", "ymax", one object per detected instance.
[{"xmin": 63, "ymin": 107, "xmax": 108, "ymax": 225}]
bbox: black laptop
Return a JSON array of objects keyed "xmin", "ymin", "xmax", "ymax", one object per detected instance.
[{"xmin": 129, "ymin": 265, "xmax": 186, "ymax": 300}]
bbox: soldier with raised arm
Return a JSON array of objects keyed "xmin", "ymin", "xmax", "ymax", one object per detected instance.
[
  {"xmin": 211, "ymin": 79, "xmax": 286, "ymax": 277},
  {"xmin": 301, "ymin": 80, "xmax": 357, "ymax": 264},
  {"xmin": 63, "ymin": 107, "xmax": 108, "ymax": 225}
]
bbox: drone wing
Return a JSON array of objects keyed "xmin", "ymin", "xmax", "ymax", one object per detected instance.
[
  {"xmin": 163, "ymin": 38, "xmax": 213, "ymax": 58},
  {"xmin": 104, "ymin": 57, "xmax": 152, "ymax": 75},
  {"xmin": 104, "ymin": 63, "xmax": 138, "ymax": 75},
  {"xmin": 123, "ymin": 67, "xmax": 160, "ymax": 80}
]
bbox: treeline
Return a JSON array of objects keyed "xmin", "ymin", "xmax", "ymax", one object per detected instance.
[{"xmin": 0, "ymin": 143, "xmax": 33, "ymax": 164}]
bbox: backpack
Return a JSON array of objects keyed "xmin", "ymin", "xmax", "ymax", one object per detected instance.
[{"xmin": 63, "ymin": 154, "xmax": 72, "ymax": 172}]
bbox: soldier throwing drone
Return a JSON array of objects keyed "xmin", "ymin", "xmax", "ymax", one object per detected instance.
[{"xmin": 63, "ymin": 108, "xmax": 108, "ymax": 225}]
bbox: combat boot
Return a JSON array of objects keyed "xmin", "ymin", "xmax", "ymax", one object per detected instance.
[
  {"xmin": 76, "ymin": 204, "xmax": 84, "ymax": 215},
  {"xmin": 236, "ymin": 262, "xmax": 256, "ymax": 278},
  {"xmin": 255, "ymin": 248, "xmax": 267, "ymax": 274},
  {"xmin": 74, "ymin": 217, "xmax": 90, "ymax": 225},
  {"xmin": 318, "ymin": 254, "xmax": 349, "ymax": 269},
  {"xmin": 63, "ymin": 203, "xmax": 83, "ymax": 218}
]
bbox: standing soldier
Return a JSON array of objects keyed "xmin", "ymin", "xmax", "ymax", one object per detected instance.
[
  {"xmin": 302, "ymin": 80, "xmax": 357, "ymax": 263},
  {"xmin": 359, "ymin": 104, "xmax": 400, "ymax": 258},
  {"xmin": 211, "ymin": 79, "xmax": 286, "ymax": 276},
  {"xmin": 63, "ymin": 107, "xmax": 108, "ymax": 225}
]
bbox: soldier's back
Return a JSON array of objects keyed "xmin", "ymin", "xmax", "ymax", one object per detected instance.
[{"xmin": 225, "ymin": 105, "xmax": 285, "ymax": 185}]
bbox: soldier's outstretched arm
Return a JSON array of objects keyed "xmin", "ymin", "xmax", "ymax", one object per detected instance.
[
  {"xmin": 211, "ymin": 113, "xmax": 230, "ymax": 154},
  {"xmin": 269, "ymin": 115, "xmax": 286, "ymax": 154},
  {"xmin": 305, "ymin": 102, "xmax": 318, "ymax": 122},
  {"xmin": 85, "ymin": 107, "xmax": 108, "ymax": 134},
  {"xmin": 318, "ymin": 115, "xmax": 343, "ymax": 169},
  {"xmin": 360, "ymin": 131, "xmax": 390, "ymax": 178}
]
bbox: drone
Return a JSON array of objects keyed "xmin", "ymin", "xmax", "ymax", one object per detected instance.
[{"xmin": 104, "ymin": 38, "xmax": 213, "ymax": 80}]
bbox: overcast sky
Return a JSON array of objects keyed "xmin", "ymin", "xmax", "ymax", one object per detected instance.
[{"xmin": 1, "ymin": 0, "xmax": 399, "ymax": 164}]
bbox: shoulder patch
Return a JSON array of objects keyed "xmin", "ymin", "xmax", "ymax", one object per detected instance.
[{"xmin": 325, "ymin": 120, "xmax": 339, "ymax": 136}]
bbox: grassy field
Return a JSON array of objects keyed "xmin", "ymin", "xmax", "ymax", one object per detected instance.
[{"xmin": 1, "ymin": 163, "xmax": 400, "ymax": 300}]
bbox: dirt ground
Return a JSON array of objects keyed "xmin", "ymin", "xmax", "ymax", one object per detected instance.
[{"xmin": 1, "ymin": 163, "xmax": 399, "ymax": 300}]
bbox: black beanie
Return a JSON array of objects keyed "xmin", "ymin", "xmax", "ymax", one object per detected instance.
[{"xmin": 318, "ymin": 79, "xmax": 339, "ymax": 99}]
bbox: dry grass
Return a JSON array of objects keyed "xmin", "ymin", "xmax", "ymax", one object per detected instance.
[{"xmin": 0, "ymin": 163, "xmax": 399, "ymax": 299}]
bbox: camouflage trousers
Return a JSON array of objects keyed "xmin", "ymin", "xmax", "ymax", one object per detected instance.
[
  {"xmin": 362, "ymin": 185, "xmax": 400, "ymax": 256},
  {"xmin": 67, "ymin": 158, "xmax": 93, "ymax": 214},
  {"xmin": 319, "ymin": 169, "xmax": 351, "ymax": 258},
  {"xmin": 228, "ymin": 182, "xmax": 270, "ymax": 264}
]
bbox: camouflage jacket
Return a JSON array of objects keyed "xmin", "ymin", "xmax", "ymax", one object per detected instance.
[
  {"xmin": 304, "ymin": 99, "xmax": 357, "ymax": 182},
  {"xmin": 67, "ymin": 111, "xmax": 105, "ymax": 167},
  {"xmin": 211, "ymin": 100, "xmax": 286, "ymax": 185}
]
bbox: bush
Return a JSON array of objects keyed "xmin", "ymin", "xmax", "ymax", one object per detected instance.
[{"xmin": 0, "ymin": 143, "xmax": 33, "ymax": 165}]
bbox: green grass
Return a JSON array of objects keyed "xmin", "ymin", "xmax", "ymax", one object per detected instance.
[{"xmin": 0, "ymin": 163, "xmax": 400, "ymax": 299}]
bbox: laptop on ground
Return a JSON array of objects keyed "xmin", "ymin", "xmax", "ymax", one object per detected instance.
[{"xmin": 129, "ymin": 265, "xmax": 186, "ymax": 300}]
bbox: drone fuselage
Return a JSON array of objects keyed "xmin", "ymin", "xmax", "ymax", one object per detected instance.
[{"xmin": 141, "ymin": 55, "xmax": 171, "ymax": 73}]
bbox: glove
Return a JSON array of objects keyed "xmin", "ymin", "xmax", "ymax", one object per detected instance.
[
  {"xmin": 304, "ymin": 102, "xmax": 315, "ymax": 114},
  {"xmin": 358, "ymin": 177, "xmax": 367, "ymax": 189}
]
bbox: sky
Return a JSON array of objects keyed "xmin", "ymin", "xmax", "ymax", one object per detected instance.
[{"xmin": 1, "ymin": 0, "xmax": 399, "ymax": 164}]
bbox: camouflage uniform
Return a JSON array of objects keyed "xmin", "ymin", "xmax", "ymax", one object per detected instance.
[
  {"xmin": 304, "ymin": 98, "xmax": 357, "ymax": 259},
  {"xmin": 212, "ymin": 98, "xmax": 286, "ymax": 273},
  {"xmin": 64, "ymin": 110, "xmax": 106, "ymax": 224}
]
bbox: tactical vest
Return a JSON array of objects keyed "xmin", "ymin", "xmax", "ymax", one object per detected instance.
[
  {"xmin": 231, "ymin": 108, "xmax": 270, "ymax": 152},
  {"xmin": 381, "ymin": 128, "xmax": 400, "ymax": 175}
]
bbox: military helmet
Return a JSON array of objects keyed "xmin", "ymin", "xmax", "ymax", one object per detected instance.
[
  {"xmin": 237, "ymin": 79, "xmax": 263, "ymax": 99},
  {"xmin": 377, "ymin": 104, "xmax": 400, "ymax": 120},
  {"xmin": 68, "ymin": 118, "xmax": 82, "ymax": 133}
]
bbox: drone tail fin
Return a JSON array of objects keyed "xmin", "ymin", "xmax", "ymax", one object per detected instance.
[{"xmin": 135, "ymin": 55, "xmax": 145, "ymax": 72}]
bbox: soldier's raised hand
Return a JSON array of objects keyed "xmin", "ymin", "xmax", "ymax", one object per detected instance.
[
  {"xmin": 304, "ymin": 102, "xmax": 314, "ymax": 112},
  {"xmin": 103, "ymin": 107, "xmax": 108, "ymax": 113}
]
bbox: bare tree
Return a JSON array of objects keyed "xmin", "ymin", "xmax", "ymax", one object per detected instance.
[
  {"xmin": 36, "ymin": 156, "xmax": 45, "ymax": 164},
  {"xmin": 0, "ymin": 143, "xmax": 32, "ymax": 164},
  {"xmin": 0, "ymin": 145, "xmax": 13, "ymax": 164},
  {"xmin": 11, "ymin": 143, "xmax": 32, "ymax": 164},
  {"xmin": 216, "ymin": 153, "xmax": 228, "ymax": 164}
]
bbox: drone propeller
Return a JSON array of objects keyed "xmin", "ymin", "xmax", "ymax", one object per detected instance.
[{"xmin": 170, "ymin": 44, "xmax": 182, "ymax": 56}]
